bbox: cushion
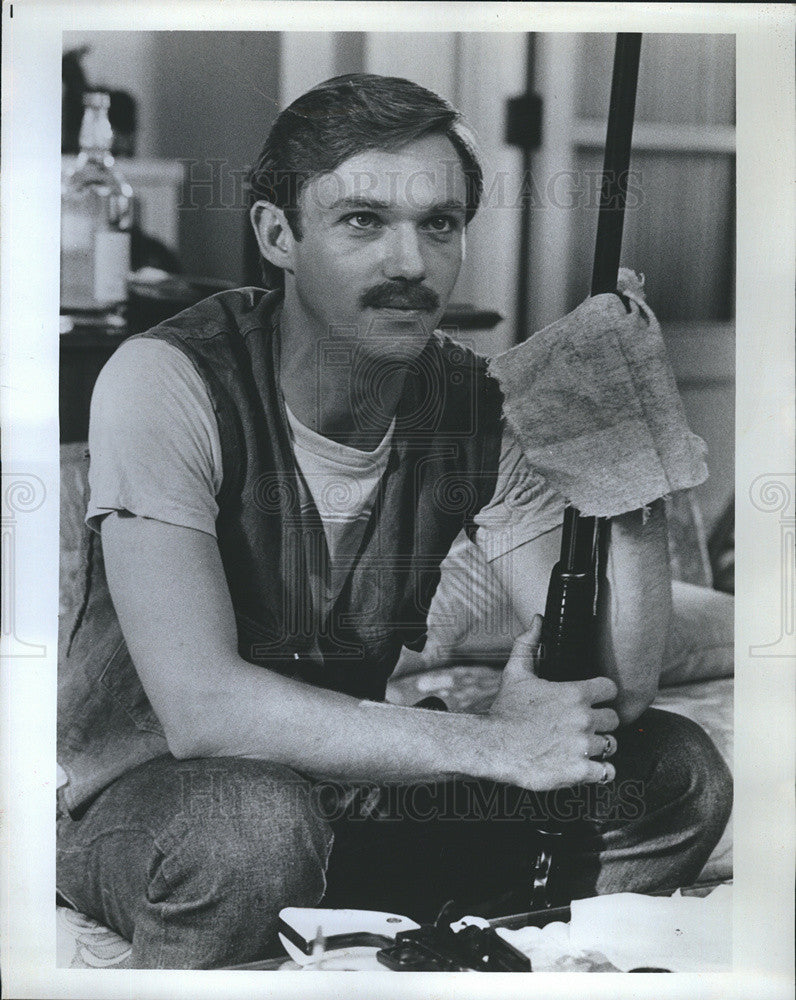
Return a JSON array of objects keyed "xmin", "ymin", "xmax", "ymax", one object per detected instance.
[
  {"xmin": 56, "ymin": 905, "xmax": 131, "ymax": 969},
  {"xmin": 59, "ymin": 442, "xmax": 90, "ymax": 622}
]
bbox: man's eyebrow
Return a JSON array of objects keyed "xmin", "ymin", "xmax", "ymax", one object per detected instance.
[{"xmin": 326, "ymin": 195, "xmax": 467, "ymax": 214}]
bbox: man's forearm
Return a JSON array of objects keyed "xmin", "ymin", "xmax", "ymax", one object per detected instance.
[
  {"xmin": 174, "ymin": 657, "xmax": 489, "ymax": 784},
  {"xmin": 101, "ymin": 515, "xmax": 486, "ymax": 786},
  {"xmin": 595, "ymin": 499, "xmax": 672, "ymax": 722},
  {"xmin": 171, "ymin": 631, "xmax": 619, "ymax": 793},
  {"xmin": 103, "ymin": 514, "xmax": 619, "ymax": 793}
]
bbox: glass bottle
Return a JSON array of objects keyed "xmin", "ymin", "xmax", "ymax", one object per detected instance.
[{"xmin": 60, "ymin": 91, "xmax": 133, "ymax": 313}]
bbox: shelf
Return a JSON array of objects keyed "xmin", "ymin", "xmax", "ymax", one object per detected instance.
[{"xmin": 573, "ymin": 119, "xmax": 736, "ymax": 155}]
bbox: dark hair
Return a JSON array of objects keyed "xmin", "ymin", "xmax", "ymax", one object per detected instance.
[{"xmin": 249, "ymin": 73, "xmax": 483, "ymax": 289}]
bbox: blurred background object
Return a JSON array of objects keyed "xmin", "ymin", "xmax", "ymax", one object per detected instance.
[
  {"xmin": 62, "ymin": 44, "xmax": 183, "ymax": 277},
  {"xmin": 61, "ymin": 91, "xmax": 133, "ymax": 314},
  {"xmin": 61, "ymin": 47, "xmax": 91, "ymax": 155},
  {"xmin": 62, "ymin": 47, "xmax": 138, "ymax": 157}
]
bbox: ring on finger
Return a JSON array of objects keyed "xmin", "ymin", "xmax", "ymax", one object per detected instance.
[
  {"xmin": 598, "ymin": 763, "xmax": 611, "ymax": 785},
  {"xmin": 599, "ymin": 733, "xmax": 617, "ymax": 760}
]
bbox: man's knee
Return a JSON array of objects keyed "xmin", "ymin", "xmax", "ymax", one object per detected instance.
[
  {"xmin": 676, "ymin": 714, "xmax": 733, "ymax": 839},
  {"xmin": 634, "ymin": 708, "xmax": 733, "ymax": 836},
  {"xmin": 156, "ymin": 758, "xmax": 334, "ymax": 919}
]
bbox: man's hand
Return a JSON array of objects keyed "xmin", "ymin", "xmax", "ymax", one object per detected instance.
[{"xmin": 479, "ymin": 616, "xmax": 619, "ymax": 791}]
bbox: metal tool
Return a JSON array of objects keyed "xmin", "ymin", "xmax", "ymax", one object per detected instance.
[
  {"xmin": 538, "ymin": 32, "xmax": 643, "ymax": 684},
  {"xmin": 278, "ymin": 902, "xmax": 530, "ymax": 972}
]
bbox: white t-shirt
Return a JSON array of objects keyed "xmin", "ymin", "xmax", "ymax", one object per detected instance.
[
  {"xmin": 283, "ymin": 400, "xmax": 394, "ymax": 608},
  {"xmin": 87, "ymin": 339, "xmax": 565, "ymax": 562}
]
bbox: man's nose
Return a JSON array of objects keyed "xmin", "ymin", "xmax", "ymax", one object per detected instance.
[{"xmin": 381, "ymin": 225, "xmax": 426, "ymax": 282}]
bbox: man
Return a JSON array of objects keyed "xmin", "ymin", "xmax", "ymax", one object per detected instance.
[{"xmin": 57, "ymin": 74, "xmax": 732, "ymax": 969}]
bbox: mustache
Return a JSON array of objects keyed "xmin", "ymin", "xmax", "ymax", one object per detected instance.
[{"xmin": 359, "ymin": 281, "xmax": 440, "ymax": 312}]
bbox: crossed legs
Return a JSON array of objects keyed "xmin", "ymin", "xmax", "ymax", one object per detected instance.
[{"xmin": 56, "ymin": 706, "xmax": 731, "ymax": 968}]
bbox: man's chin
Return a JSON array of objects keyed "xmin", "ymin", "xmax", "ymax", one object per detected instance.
[{"xmin": 363, "ymin": 307, "xmax": 440, "ymax": 338}]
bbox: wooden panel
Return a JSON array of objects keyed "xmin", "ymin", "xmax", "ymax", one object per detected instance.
[
  {"xmin": 333, "ymin": 32, "xmax": 366, "ymax": 76},
  {"xmin": 680, "ymin": 382, "xmax": 735, "ymax": 533},
  {"xmin": 525, "ymin": 33, "xmax": 582, "ymax": 336},
  {"xmin": 364, "ymin": 32, "xmax": 458, "ymax": 104},
  {"xmin": 664, "ymin": 322, "xmax": 735, "ymax": 385},
  {"xmin": 149, "ymin": 32, "xmax": 281, "ymax": 284},
  {"xmin": 576, "ymin": 33, "xmax": 736, "ymax": 126},
  {"xmin": 455, "ymin": 31, "xmax": 526, "ymax": 355},
  {"xmin": 566, "ymin": 148, "xmax": 735, "ymax": 322},
  {"xmin": 280, "ymin": 33, "xmax": 336, "ymax": 105},
  {"xmin": 574, "ymin": 119, "xmax": 735, "ymax": 155}
]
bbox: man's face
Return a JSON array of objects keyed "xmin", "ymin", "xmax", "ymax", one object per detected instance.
[{"xmin": 284, "ymin": 134, "xmax": 468, "ymax": 347}]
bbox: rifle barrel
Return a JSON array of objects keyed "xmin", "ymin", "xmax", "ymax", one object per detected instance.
[{"xmin": 544, "ymin": 33, "xmax": 643, "ymax": 681}]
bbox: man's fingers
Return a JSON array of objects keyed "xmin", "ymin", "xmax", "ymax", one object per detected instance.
[
  {"xmin": 528, "ymin": 614, "xmax": 543, "ymax": 641},
  {"xmin": 583, "ymin": 674, "xmax": 619, "ymax": 706},
  {"xmin": 506, "ymin": 615, "xmax": 543, "ymax": 670},
  {"xmin": 517, "ymin": 614, "xmax": 543, "ymax": 649},
  {"xmin": 585, "ymin": 732, "xmax": 619, "ymax": 759},
  {"xmin": 583, "ymin": 759, "xmax": 616, "ymax": 785},
  {"xmin": 592, "ymin": 707, "xmax": 620, "ymax": 733}
]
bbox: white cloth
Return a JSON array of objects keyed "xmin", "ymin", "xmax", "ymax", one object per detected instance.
[
  {"xmin": 495, "ymin": 884, "xmax": 732, "ymax": 972},
  {"xmin": 489, "ymin": 277, "xmax": 708, "ymax": 517},
  {"xmin": 87, "ymin": 340, "xmax": 223, "ymax": 535}
]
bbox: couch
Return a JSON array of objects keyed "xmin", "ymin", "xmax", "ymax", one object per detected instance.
[{"xmin": 57, "ymin": 442, "xmax": 733, "ymax": 968}]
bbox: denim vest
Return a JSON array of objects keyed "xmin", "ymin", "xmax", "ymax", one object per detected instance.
[{"xmin": 58, "ymin": 288, "xmax": 504, "ymax": 814}]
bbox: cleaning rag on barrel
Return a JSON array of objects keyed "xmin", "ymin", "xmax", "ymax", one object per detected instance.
[{"xmin": 488, "ymin": 272, "xmax": 708, "ymax": 517}]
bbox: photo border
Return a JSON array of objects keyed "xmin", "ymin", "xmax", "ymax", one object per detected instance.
[{"xmin": 2, "ymin": 3, "xmax": 793, "ymax": 998}]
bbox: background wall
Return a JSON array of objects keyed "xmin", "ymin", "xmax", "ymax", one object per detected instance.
[{"xmin": 61, "ymin": 30, "xmax": 735, "ymax": 531}]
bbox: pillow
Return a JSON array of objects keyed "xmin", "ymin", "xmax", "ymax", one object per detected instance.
[
  {"xmin": 416, "ymin": 527, "xmax": 733, "ymax": 687},
  {"xmin": 421, "ymin": 530, "xmax": 520, "ymax": 669}
]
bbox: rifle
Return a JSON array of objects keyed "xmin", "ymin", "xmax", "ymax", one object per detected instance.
[
  {"xmin": 529, "ymin": 34, "xmax": 643, "ymax": 908},
  {"xmin": 536, "ymin": 32, "xmax": 643, "ymax": 683}
]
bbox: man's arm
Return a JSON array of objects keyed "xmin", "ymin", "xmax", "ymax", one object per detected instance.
[
  {"xmin": 488, "ymin": 499, "xmax": 671, "ymax": 725},
  {"xmin": 101, "ymin": 511, "xmax": 620, "ymax": 789},
  {"xmin": 593, "ymin": 500, "xmax": 671, "ymax": 722}
]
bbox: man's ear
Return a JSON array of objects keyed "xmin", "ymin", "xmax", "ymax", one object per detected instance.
[{"xmin": 250, "ymin": 200, "xmax": 295, "ymax": 276}]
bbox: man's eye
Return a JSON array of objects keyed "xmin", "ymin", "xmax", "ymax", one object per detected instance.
[
  {"xmin": 344, "ymin": 213, "xmax": 382, "ymax": 230},
  {"xmin": 423, "ymin": 216, "xmax": 458, "ymax": 234}
]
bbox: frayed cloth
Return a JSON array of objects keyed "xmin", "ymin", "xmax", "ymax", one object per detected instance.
[{"xmin": 488, "ymin": 271, "xmax": 707, "ymax": 518}]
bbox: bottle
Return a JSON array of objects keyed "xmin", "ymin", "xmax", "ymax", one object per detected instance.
[{"xmin": 60, "ymin": 91, "xmax": 133, "ymax": 313}]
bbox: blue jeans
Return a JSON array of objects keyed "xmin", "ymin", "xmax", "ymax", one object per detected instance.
[{"xmin": 56, "ymin": 707, "xmax": 731, "ymax": 969}]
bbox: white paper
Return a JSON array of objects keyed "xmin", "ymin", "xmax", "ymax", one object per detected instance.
[{"xmin": 569, "ymin": 885, "xmax": 733, "ymax": 972}]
